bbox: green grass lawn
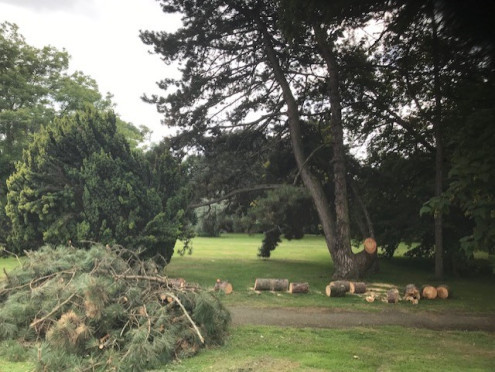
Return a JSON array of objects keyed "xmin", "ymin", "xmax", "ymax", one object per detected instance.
[
  {"xmin": 1, "ymin": 234, "xmax": 495, "ymax": 371},
  {"xmin": 163, "ymin": 325, "xmax": 495, "ymax": 372},
  {"xmin": 164, "ymin": 234, "xmax": 495, "ymax": 312}
]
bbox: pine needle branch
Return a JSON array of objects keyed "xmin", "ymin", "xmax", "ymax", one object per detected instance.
[
  {"xmin": 165, "ymin": 292, "xmax": 205, "ymax": 344},
  {"xmin": 30, "ymin": 293, "xmax": 77, "ymax": 329}
]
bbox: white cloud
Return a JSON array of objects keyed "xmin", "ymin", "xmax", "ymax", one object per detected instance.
[
  {"xmin": 0, "ymin": 0, "xmax": 95, "ymax": 13},
  {"xmin": 0, "ymin": 0, "xmax": 182, "ymax": 143}
]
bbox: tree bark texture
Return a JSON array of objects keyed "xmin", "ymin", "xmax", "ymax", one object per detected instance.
[
  {"xmin": 254, "ymin": 278, "xmax": 289, "ymax": 291},
  {"xmin": 328, "ymin": 280, "xmax": 352, "ymax": 292},
  {"xmin": 313, "ymin": 22, "xmax": 376, "ymax": 279},
  {"xmin": 351, "ymin": 282, "xmax": 367, "ymax": 294},
  {"xmin": 325, "ymin": 283, "xmax": 347, "ymax": 297},
  {"xmin": 289, "ymin": 282, "xmax": 309, "ymax": 294},
  {"xmin": 256, "ymin": 17, "xmax": 337, "ymax": 262},
  {"xmin": 387, "ymin": 288, "xmax": 400, "ymax": 303},
  {"xmin": 430, "ymin": 1, "xmax": 444, "ymax": 280}
]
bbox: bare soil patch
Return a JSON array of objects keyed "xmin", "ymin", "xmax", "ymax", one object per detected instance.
[{"xmin": 228, "ymin": 306, "xmax": 495, "ymax": 331}]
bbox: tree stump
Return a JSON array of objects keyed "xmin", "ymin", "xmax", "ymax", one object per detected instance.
[
  {"xmin": 214, "ymin": 279, "xmax": 233, "ymax": 294},
  {"xmin": 387, "ymin": 288, "xmax": 400, "ymax": 303},
  {"xmin": 421, "ymin": 285, "xmax": 437, "ymax": 300},
  {"xmin": 325, "ymin": 283, "xmax": 347, "ymax": 297},
  {"xmin": 436, "ymin": 285, "xmax": 449, "ymax": 299},
  {"xmin": 351, "ymin": 282, "xmax": 367, "ymax": 294},
  {"xmin": 289, "ymin": 282, "xmax": 309, "ymax": 294},
  {"xmin": 364, "ymin": 238, "xmax": 377, "ymax": 254},
  {"xmin": 254, "ymin": 278, "xmax": 289, "ymax": 291},
  {"xmin": 403, "ymin": 284, "xmax": 420, "ymax": 304}
]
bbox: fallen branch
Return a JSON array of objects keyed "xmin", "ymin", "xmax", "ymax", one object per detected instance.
[
  {"xmin": 165, "ymin": 292, "xmax": 205, "ymax": 344},
  {"xmin": 30, "ymin": 293, "xmax": 77, "ymax": 329}
]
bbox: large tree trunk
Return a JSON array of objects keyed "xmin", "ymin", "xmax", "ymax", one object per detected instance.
[
  {"xmin": 258, "ymin": 16, "xmax": 375, "ymax": 279},
  {"xmin": 313, "ymin": 23, "xmax": 376, "ymax": 278},
  {"xmin": 430, "ymin": 3, "xmax": 444, "ymax": 279},
  {"xmin": 256, "ymin": 17, "xmax": 337, "ymax": 263}
]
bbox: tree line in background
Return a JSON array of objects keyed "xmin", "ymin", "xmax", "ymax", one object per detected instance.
[{"xmin": 1, "ymin": 0, "xmax": 494, "ymax": 279}]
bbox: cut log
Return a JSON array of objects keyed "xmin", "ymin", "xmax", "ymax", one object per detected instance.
[
  {"xmin": 387, "ymin": 288, "xmax": 399, "ymax": 303},
  {"xmin": 365, "ymin": 292, "xmax": 376, "ymax": 303},
  {"xmin": 254, "ymin": 278, "xmax": 289, "ymax": 291},
  {"xmin": 289, "ymin": 282, "xmax": 309, "ymax": 294},
  {"xmin": 214, "ymin": 279, "xmax": 233, "ymax": 294},
  {"xmin": 436, "ymin": 285, "xmax": 449, "ymax": 299},
  {"xmin": 328, "ymin": 280, "xmax": 352, "ymax": 292},
  {"xmin": 363, "ymin": 237, "xmax": 377, "ymax": 254},
  {"xmin": 404, "ymin": 284, "xmax": 420, "ymax": 303},
  {"xmin": 351, "ymin": 282, "xmax": 367, "ymax": 294},
  {"xmin": 167, "ymin": 277, "xmax": 186, "ymax": 288},
  {"xmin": 421, "ymin": 285, "xmax": 438, "ymax": 300},
  {"xmin": 325, "ymin": 283, "xmax": 347, "ymax": 297}
]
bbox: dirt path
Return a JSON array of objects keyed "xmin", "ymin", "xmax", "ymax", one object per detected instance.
[{"xmin": 228, "ymin": 306, "xmax": 495, "ymax": 331}]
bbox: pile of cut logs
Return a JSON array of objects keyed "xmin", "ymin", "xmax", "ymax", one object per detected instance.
[
  {"xmin": 325, "ymin": 280, "xmax": 367, "ymax": 297},
  {"xmin": 213, "ymin": 276, "xmax": 450, "ymax": 305},
  {"xmin": 386, "ymin": 284, "xmax": 450, "ymax": 304},
  {"xmin": 253, "ymin": 278, "xmax": 310, "ymax": 293},
  {"xmin": 213, "ymin": 278, "xmax": 311, "ymax": 295}
]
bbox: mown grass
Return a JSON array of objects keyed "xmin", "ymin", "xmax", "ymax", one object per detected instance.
[
  {"xmin": 3, "ymin": 234, "xmax": 493, "ymax": 312},
  {"xmin": 163, "ymin": 325, "xmax": 495, "ymax": 372},
  {"xmin": 165, "ymin": 234, "xmax": 495, "ymax": 312},
  {"xmin": 1, "ymin": 234, "xmax": 494, "ymax": 371}
]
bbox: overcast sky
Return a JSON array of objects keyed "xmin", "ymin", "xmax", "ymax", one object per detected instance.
[{"xmin": 0, "ymin": 0, "xmax": 182, "ymax": 143}]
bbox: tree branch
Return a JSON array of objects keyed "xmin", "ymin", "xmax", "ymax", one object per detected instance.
[{"xmin": 188, "ymin": 184, "xmax": 283, "ymax": 209}]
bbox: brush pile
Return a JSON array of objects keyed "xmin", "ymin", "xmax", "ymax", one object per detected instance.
[{"xmin": 0, "ymin": 245, "xmax": 230, "ymax": 371}]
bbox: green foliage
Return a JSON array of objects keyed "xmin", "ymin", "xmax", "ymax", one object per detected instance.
[
  {"xmin": 0, "ymin": 245, "xmax": 230, "ymax": 371},
  {"xmin": 247, "ymin": 186, "xmax": 316, "ymax": 257},
  {"xmin": 5, "ymin": 108, "xmax": 188, "ymax": 260},
  {"xmin": 257, "ymin": 227, "xmax": 281, "ymax": 258},
  {"xmin": 0, "ymin": 340, "xmax": 29, "ymax": 362},
  {"xmin": 0, "ymin": 22, "xmax": 148, "ymax": 246}
]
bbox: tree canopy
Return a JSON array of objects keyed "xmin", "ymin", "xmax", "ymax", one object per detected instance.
[
  {"xmin": 0, "ymin": 22, "xmax": 150, "ymax": 247},
  {"xmin": 141, "ymin": 0, "xmax": 494, "ymax": 278}
]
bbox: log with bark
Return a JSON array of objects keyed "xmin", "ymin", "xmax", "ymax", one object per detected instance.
[
  {"xmin": 436, "ymin": 285, "xmax": 450, "ymax": 299},
  {"xmin": 254, "ymin": 278, "xmax": 289, "ymax": 291},
  {"xmin": 289, "ymin": 282, "xmax": 309, "ymax": 294},
  {"xmin": 214, "ymin": 279, "xmax": 233, "ymax": 294},
  {"xmin": 325, "ymin": 282, "xmax": 347, "ymax": 297},
  {"xmin": 421, "ymin": 285, "xmax": 438, "ymax": 300},
  {"xmin": 404, "ymin": 284, "xmax": 420, "ymax": 304},
  {"xmin": 363, "ymin": 237, "xmax": 377, "ymax": 255},
  {"xmin": 328, "ymin": 280, "xmax": 352, "ymax": 292},
  {"xmin": 387, "ymin": 288, "xmax": 400, "ymax": 303},
  {"xmin": 351, "ymin": 282, "xmax": 367, "ymax": 294}
]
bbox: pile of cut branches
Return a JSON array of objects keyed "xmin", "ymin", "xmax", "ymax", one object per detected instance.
[{"xmin": 0, "ymin": 245, "xmax": 230, "ymax": 371}]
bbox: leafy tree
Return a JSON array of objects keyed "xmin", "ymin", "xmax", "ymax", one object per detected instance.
[
  {"xmin": 141, "ymin": 0, "xmax": 383, "ymax": 278},
  {"xmin": 0, "ymin": 22, "xmax": 148, "ymax": 244},
  {"xmin": 343, "ymin": 0, "xmax": 494, "ymax": 276},
  {"xmin": 248, "ymin": 185, "xmax": 315, "ymax": 257},
  {"xmin": 6, "ymin": 108, "xmax": 189, "ymax": 261}
]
